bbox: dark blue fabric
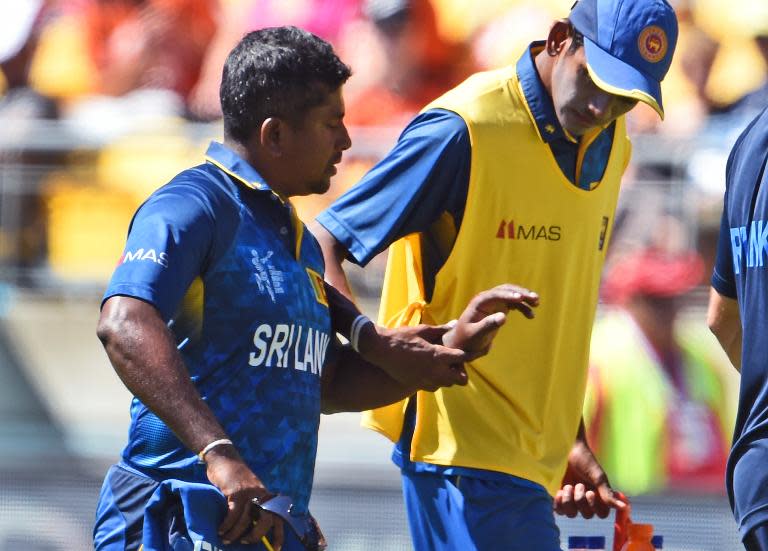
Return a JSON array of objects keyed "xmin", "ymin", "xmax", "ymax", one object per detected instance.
[
  {"xmin": 142, "ymin": 480, "xmax": 307, "ymax": 551},
  {"xmin": 94, "ymin": 463, "xmax": 161, "ymax": 550},
  {"xmin": 316, "ymin": 109, "xmax": 471, "ymax": 267},
  {"xmin": 745, "ymin": 522, "xmax": 768, "ymax": 551},
  {"xmin": 102, "ymin": 142, "xmax": 333, "ymax": 514},
  {"xmin": 401, "ymin": 470, "xmax": 561, "ymax": 551},
  {"xmin": 712, "ymin": 106, "xmax": 768, "ymax": 538}
]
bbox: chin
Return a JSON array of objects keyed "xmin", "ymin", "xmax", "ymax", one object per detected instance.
[{"xmin": 308, "ymin": 178, "xmax": 331, "ymax": 195}]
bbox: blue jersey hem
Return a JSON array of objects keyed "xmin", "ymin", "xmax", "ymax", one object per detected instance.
[
  {"xmin": 711, "ymin": 270, "xmax": 737, "ymax": 299},
  {"xmin": 315, "ymin": 210, "xmax": 373, "ymax": 266}
]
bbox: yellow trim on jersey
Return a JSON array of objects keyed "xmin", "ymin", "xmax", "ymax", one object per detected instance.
[
  {"xmin": 204, "ymin": 155, "xmax": 268, "ymax": 191},
  {"xmin": 586, "ymin": 63, "xmax": 664, "ymax": 119},
  {"xmin": 363, "ymin": 66, "xmax": 631, "ymax": 496}
]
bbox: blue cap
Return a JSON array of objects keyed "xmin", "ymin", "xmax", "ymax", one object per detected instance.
[{"xmin": 569, "ymin": 0, "xmax": 678, "ymax": 119}]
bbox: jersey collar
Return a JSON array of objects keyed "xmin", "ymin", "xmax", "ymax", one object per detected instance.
[
  {"xmin": 204, "ymin": 141, "xmax": 272, "ymax": 193},
  {"xmin": 516, "ymin": 42, "xmax": 574, "ymax": 144}
]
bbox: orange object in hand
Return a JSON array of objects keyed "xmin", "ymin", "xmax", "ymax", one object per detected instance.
[
  {"xmin": 613, "ymin": 491, "xmax": 632, "ymax": 551},
  {"xmin": 620, "ymin": 523, "xmax": 655, "ymax": 551}
]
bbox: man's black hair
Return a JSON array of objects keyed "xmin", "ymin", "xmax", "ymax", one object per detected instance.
[{"xmin": 220, "ymin": 26, "xmax": 352, "ymax": 144}]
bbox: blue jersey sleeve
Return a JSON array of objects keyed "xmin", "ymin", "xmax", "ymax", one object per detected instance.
[
  {"xmin": 103, "ymin": 179, "xmax": 216, "ymax": 320},
  {"xmin": 316, "ymin": 109, "xmax": 471, "ymax": 266},
  {"xmin": 712, "ymin": 206, "xmax": 737, "ymax": 298}
]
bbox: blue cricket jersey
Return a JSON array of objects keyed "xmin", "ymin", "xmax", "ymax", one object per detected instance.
[
  {"xmin": 103, "ymin": 142, "xmax": 333, "ymax": 513},
  {"xmin": 316, "ymin": 42, "xmax": 617, "ymax": 483},
  {"xmin": 712, "ymin": 106, "xmax": 768, "ymax": 537}
]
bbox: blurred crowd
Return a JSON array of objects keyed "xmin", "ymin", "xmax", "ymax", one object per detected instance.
[{"xmin": 0, "ymin": 0, "xmax": 758, "ymax": 496}]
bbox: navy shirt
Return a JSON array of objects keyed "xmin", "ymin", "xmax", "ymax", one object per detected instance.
[
  {"xmin": 712, "ymin": 107, "xmax": 768, "ymax": 537},
  {"xmin": 104, "ymin": 142, "xmax": 333, "ymax": 513}
]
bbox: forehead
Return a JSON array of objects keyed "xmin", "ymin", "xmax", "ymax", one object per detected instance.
[{"xmin": 306, "ymin": 86, "xmax": 345, "ymax": 119}]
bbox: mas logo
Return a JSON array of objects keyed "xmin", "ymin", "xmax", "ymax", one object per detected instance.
[
  {"xmin": 496, "ymin": 220, "xmax": 561, "ymax": 241},
  {"xmin": 306, "ymin": 268, "xmax": 329, "ymax": 307},
  {"xmin": 120, "ymin": 248, "xmax": 168, "ymax": 267},
  {"xmin": 638, "ymin": 26, "xmax": 668, "ymax": 63},
  {"xmin": 251, "ymin": 249, "xmax": 285, "ymax": 303}
]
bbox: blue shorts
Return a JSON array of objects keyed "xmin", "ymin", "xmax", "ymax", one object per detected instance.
[
  {"xmin": 94, "ymin": 463, "xmax": 297, "ymax": 551},
  {"xmin": 402, "ymin": 470, "xmax": 561, "ymax": 551}
]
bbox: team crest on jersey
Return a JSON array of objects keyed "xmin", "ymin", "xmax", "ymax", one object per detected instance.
[
  {"xmin": 306, "ymin": 268, "xmax": 329, "ymax": 307},
  {"xmin": 638, "ymin": 26, "xmax": 667, "ymax": 63},
  {"xmin": 251, "ymin": 249, "xmax": 285, "ymax": 303}
]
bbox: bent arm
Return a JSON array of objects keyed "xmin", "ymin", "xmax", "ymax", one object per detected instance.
[
  {"xmin": 97, "ymin": 295, "xmax": 231, "ymax": 451},
  {"xmin": 321, "ymin": 345, "xmax": 416, "ymax": 414},
  {"xmin": 707, "ymin": 287, "xmax": 742, "ymax": 371}
]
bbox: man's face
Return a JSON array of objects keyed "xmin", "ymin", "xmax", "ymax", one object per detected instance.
[
  {"xmin": 281, "ymin": 86, "xmax": 351, "ymax": 196},
  {"xmin": 550, "ymin": 41, "xmax": 639, "ymax": 137}
]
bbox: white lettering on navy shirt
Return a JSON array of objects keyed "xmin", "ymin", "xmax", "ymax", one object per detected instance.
[
  {"xmin": 121, "ymin": 248, "xmax": 169, "ymax": 267},
  {"xmin": 731, "ymin": 220, "xmax": 768, "ymax": 274},
  {"xmin": 248, "ymin": 323, "xmax": 330, "ymax": 375},
  {"xmin": 251, "ymin": 249, "xmax": 285, "ymax": 303}
]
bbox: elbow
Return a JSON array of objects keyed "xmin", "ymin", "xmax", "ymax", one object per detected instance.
[
  {"xmin": 320, "ymin": 395, "xmax": 344, "ymax": 415},
  {"xmin": 96, "ymin": 313, "xmax": 119, "ymax": 347}
]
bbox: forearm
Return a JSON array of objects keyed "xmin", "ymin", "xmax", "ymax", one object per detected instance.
[
  {"xmin": 321, "ymin": 346, "xmax": 415, "ymax": 414},
  {"xmin": 98, "ymin": 297, "xmax": 229, "ymax": 454},
  {"xmin": 707, "ymin": 287, "xmax": 742, "ymax": 371},
  {"xmin": 310, "ymin": 221, "xmax": 355, "ymax": 299}
]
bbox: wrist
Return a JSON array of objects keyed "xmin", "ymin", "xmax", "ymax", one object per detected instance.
[
  {"xmin": 198, "ymin": 438, "xmax": 236, "ymax": 463},
  {"xmin": 351, "ymin": 315, "xmax": 378, "ymax": 357}
]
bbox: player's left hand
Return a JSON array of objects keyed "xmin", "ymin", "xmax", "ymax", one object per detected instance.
[{"xmin": 554, "ymin": 439, "xmax": 627, "ymax": 519}]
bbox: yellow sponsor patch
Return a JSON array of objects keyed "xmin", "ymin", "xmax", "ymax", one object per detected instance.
[{"xmin": 306, "ymin": 268, "xmax": 328, "ymax": 307}]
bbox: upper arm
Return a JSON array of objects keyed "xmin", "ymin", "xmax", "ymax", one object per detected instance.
[
  {"xmin": 315, "ymin": 109, "xmax": 471, "ymax": 265},
  {"xmin": 103, "ymin": 181, "xmax": 217, "ymax": 321}
]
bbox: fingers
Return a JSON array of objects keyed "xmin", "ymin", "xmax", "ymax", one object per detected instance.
[
  {"xmin": 220, "ymin": 497, "xmax": 253, "ymax": 544},
  {"xmin": 240, "ymin": 511, "xmax": 274, "ymax": 545},
  {"xmin": 554, "ymin": 484, "xmax": 577, "ymax": 518},
  {"xmin": 430, "ymin": 342, "xmax": 468, "ymax": 364},
  {"xmin": 554, "ymin": 483, "xmax": 626, "ymax": 520},
  {"xmin": 271, "ymin": 518, "xmax": 285, "ymax": 551}
]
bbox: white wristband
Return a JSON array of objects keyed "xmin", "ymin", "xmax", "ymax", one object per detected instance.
[
  {"xmin": 350, "ymin": 314, "xmax": 373, "ymax": 353},
  {"xmin": 197, "ymin": 438, "xmax": 233, "ymax": 462}
]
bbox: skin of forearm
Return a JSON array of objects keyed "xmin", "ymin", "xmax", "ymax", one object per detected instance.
[
  {"xmin": 97, "ymin": 297, "xmax": 230, "ymax": 454},
  {"xmin": 321, "ymin": 346, "xmax": 415, "ymax": 414},
  {"xmin": 309, "ymin": 221, "xmax": 355, "ymax": 299}
]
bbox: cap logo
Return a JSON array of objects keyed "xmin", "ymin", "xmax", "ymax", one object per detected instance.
[{"xmin": 637, "ymin": 26, "xmax": 668, "ymax": 63}]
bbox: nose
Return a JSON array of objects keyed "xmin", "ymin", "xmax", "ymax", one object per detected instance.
[
  {"xmin": 587, "ymin": 91, "xmax": 612, "ymax": 119},
  {"xmin": 338, "ymin": 124, "xmax": 352, "ymax": 152}
]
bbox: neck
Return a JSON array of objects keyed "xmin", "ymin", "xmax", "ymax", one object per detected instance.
[
  {"xmin": 223, "ymin": 137, "xmax": 291, "ymax": 199},
  {"xmin": 533, "ymin": 49, "xmax": 554, "ymax": 98}
]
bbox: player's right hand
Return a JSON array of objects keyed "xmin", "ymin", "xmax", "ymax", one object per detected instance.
[{"xmin": 204, "ymin": 445, "xmax": 284, "ymax": 548}]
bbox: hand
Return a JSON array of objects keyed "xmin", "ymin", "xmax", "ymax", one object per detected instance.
[
  {"xmin": 359, "ymin": 323, "xmax": 469, "ymax": 391},
  {"xmin": 204, "ymin": 446, "xmax": 284, "ymax": 548},
  {"xmin": 442, "ymin": 284, "xmax": 539, "ymax": 360},
  {"xmin": 554, "ymin": 439, "xmax": 627, "ymax": 519}
]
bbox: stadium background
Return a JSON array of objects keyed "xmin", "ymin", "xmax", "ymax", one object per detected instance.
[{"xmin": 0, "ymin": 0, "xmax": 764, "ymax": 549}]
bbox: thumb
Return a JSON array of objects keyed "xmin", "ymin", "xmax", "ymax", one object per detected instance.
[{"xmin": 470, "ymin": 311, "xmax": 507, "ymax": 335}]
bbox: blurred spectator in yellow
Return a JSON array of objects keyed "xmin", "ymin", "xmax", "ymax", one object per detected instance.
[
  {"xmin": 585, "ymin": 248, "xmax": 733, "ymax": 495},
  {"xmin": 0, "ymin": 0, "xmax": 57, "ymax": 121}
]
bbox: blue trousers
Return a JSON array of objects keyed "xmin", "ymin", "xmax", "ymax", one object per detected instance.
[{"xmin": 402, "ymin": 470, "xmax": 561, "ymax": 551}]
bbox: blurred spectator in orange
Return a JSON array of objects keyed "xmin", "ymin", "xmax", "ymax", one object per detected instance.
[
  {"xmin": 0, "ymin": 0, "xmax": 58, "ymax": 120},
  {"xmin": 342, "ymin": 0, "xmax": 473, "ymax": 127},
  {"xmin": 585, "ymin": 248, "xmax": 734, "ymax": 495},
  {"xmin": 189, "ymin": 0, "xmax": 361, "ymax": 120}
]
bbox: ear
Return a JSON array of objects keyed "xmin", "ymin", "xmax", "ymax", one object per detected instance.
[
  {"xmin": 546, "ymin": 19, "xmax": 572, "ymax": 56},
  {"xmin": 259, "ymin": 117, "xmax": 285, "ymax": 157}
]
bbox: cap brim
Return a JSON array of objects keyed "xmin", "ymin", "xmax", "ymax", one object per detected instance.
[{"xmin": 583, "ymin": 37, "xmax": 665, "ymax": 120}]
